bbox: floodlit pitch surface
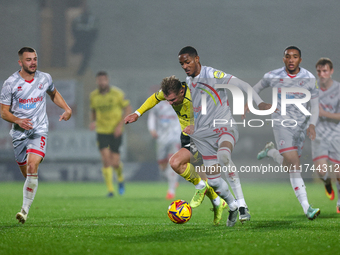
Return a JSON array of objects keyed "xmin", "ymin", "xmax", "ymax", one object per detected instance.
[{"xmin": 0, "ymin": 181, "xmax": 338, "ymax": 255}]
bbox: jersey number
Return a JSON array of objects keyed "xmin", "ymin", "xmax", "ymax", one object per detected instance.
[{"xmin": 40, "ymin": 136, "xmax": 46, "ymax": 150}]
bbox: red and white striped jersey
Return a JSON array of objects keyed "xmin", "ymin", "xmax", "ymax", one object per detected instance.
[
  {"xmin": 0, "ymin": 70, "xmax": 55, "ymax": 134},
  {"xmin": 254, "ymin": 67, "xmax": 318, "ymax": 128},
  {"xmin": 316, "ymin": 79, "xmax": 340, "ymax": 139}
]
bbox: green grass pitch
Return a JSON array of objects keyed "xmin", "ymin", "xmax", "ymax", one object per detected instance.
[{"xmin": 0, "ymin": 181, "xmax": 339, "ymax": 255}]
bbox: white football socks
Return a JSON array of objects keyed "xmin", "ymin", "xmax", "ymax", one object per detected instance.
[
  {"xmin": 207, "ymin": 173, "xmax": 237, "ymax": 211},
  {"xmin": 195, "ymin": 179, "xmax": 206, "ymax": 189},
  {"xmin": 223, "ymin": 160, "xmax": 247, "ymax": 208},
  {"xmin": 22, "ymin": 173, "xmax": 38, "ymax": 214},
  {"xmin": 212, "ymin": 196, "xmax": 221, "ymax": 207},
  {"xmin": 217, "ymin": 147, "xmax": 248, "ymax": 209},
  {"xmin": 289, "ymin": 171, "xmax": 309, "ymax": 214},
  {"xmin": 267, "ymin": 148, "xmax": 283, "ymax": 165}
]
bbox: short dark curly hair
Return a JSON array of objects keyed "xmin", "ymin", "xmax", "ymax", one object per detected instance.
[
  {"xmin": 178, "ymin": 46, "xmax": 198, "ymax": 58},
  {"xmin": 284, "ymin": 46, "xmax": 301, "ymax": 57}
]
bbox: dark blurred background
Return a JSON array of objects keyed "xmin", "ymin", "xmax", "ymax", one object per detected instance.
[{"xmin": 1, "ymin": 0, "xmax": 339, "ymax": 182}]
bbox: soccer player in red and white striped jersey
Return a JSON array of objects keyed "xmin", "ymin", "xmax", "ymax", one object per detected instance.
[
  {"xmin": 0, "ymin": 47, "xmax": 72, "ymax": 224},
  {"xmin": 254, "ymin": 46, "xmax": 320, "ymax": 220},
  {"xmin": 312, "ymin": 58, "xmax": 340, "ymax": 213}
]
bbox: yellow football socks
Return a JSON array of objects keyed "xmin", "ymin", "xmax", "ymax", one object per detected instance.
[
  {"xmin": 180, "ymin": 163, "xmax": 201, "ymax": 185},
  {"xmin": 102, "ymin": 166, "xmax": 114, "ymax": 193},
  {"xmin": 206, "ymin": 185, "xmax": 218, "ymax": 200},
  {"xmin": 114, "ymin": 162, "xmax": 124, "ymax": 183}
]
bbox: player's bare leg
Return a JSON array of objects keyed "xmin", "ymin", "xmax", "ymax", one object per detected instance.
[
  {"xmin": 19, "ymin": 165, "xmax": 27, "ymax": 178},
  {"xmin": 169, "ymin": 148, "xmax": 208, "ymax": 207},
  {"xmin": 16, "ymin": 153, "xmax": 41, "ymax": 224},
  {"xmin": 283, "ymin": 150, "xmax": 320, "ymax": 220}
]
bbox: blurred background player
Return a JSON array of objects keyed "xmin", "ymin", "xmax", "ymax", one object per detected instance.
[
  {"xmin": 0, "ymin": 47, "xmax": 72, "ymax": 223},
  {"xmin": 71, "ymin": 1, "xmax": 98, "ymax": 75},
  {"xmin": 125, "ymin": 76, "xmax": 230, "ymax": 226},
  {"xmin": 147, "ymin": 100, "xmax": 181, "ymax": 199},
  {"xmin": 312, "ymin": 58, "xmax": 340, "ymax": 212},
  {"xmin": 255, "ymin": 46, "xmax": 320, "ymax": 220},
  {"xmin": 90, "ymin": 71, "xmax": 131, "ymax": 197}
]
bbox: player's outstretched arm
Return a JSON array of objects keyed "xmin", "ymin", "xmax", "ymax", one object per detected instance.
[
  {"xmin": 231, "ymin": 77, "xmax": 273, "ymax": 116},
  {"xmin": 0, "ymin": 104, "xmax": 33, "ymax": 130},
  {"xmin": 125, "ymin": 92, "xmax": 162, "ymax": 124},
  {"xmin": 47, "ymin": 89, "xmax": 72, "ymax": 121}
]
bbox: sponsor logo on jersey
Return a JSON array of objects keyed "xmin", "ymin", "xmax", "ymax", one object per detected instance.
[
  {"xmin": 195, "ymin": 82, "xmax": 222, "ymax": 106},
  {"xmin": 320, "ymin": 103, "xmax": 334, "ymax": 110},
  {"xmin": 277, "ymin": 88, "xmax": 305, "ymax": 99},
  {"xmin": 18, "ymin": 96, "xmax": 43, "ymax": 110},
  {"xmin": 18, "ymin": 86, "xmax": 22, "ymax": 91},
  {"xmin": 213, "ymin": 70, "xmax": 225, "ymax": 79}
]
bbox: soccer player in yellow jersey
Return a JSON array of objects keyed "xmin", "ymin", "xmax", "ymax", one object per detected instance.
[
  {"xmin": 125, "ymin": 75, "xmax": 238, "ymax": 226},
  {"xmin": 90, "ymin": 71, "xmax": 132, "ymax": 197}
]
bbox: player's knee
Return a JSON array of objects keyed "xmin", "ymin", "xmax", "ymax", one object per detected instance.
[
  {"xmin": 103, "ymin": 162, "xmax": 110, "ymax": 168},
  {"xmin": 283, "ymin": 158, "xmax": 299, "ymax": 169},
  {"xmin": 26, "ymin": 162, "xmax": 38, "ymax": 175},
  {"xmin": 169, "ymin": 154, "xmax": 181, "ymax": 173},
  {"xmin": 112, "ymin": 160, "xmax": 120, "ymax": 169}
]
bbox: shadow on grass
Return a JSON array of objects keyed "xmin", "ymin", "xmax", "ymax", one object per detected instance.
[
  {"xmin": 0, "ymin": 214, "xmax": 165, "ymax": 229},
  {"xmin": 51, "ymin": 196, "xmax": 166, "ymax": 202},
  {"xmin": 0, "ymin": 224, "xmax": 25, "ymax": 230},
  {"xmin": 248, "ymin": 220, "xmax": 294, "ymax": 230},
  {"xmin": 104, "ymin": 227, "xmax": 211, "ymax": 243}
]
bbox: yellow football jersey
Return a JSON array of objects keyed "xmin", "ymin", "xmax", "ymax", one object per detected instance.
[
  {"xmin": 136, "ymin": 82, "xmax": 193, "ymax": 133},
  {"xmin": 90, "ymin": 86, "xmax": 130, "ymax": 134}
]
